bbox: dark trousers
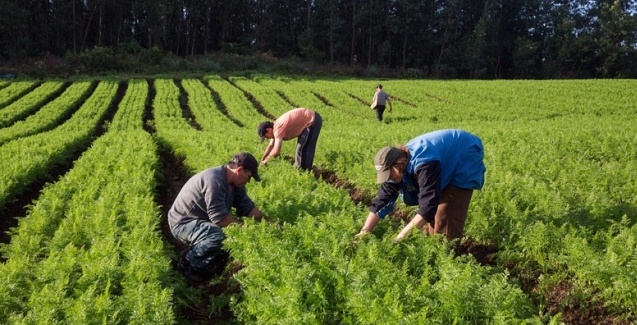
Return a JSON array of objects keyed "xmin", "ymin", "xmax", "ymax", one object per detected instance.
[
  {"xmin": 374, "ymin": 105, "xmax": 386, "ymax": 121},
  {"xmin": 403, "ymin": 185, "xmax": 473, "ymax": 240},
  {"xmin": 295, "ymin": 112, "xmax": 322, "ymax": 170},
  {"xmin": 170, "ymin": 219, "xmax": 225, "ymax": 271}
]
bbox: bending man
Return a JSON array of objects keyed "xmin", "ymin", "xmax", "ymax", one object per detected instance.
[
  {"xmin": 357, "ymin": 129, "xmax": 486, "ymax": 241},
  {"xmin": 168, "ymin": 152, "xmax": 266, "ymax": 282},
  {"xmin": 257, "ymin": 108, "xmax": 323, "ymax": 171}
]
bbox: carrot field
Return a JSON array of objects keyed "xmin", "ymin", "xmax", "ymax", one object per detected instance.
[{"xmin": 0, "ymin": 76, "xmax": 636, "ymax": 324}]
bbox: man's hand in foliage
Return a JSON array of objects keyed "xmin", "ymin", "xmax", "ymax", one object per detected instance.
[
  {"xmin": 355, "ymin": 229, "xmax": 371, "ymax": 238},
  {"xmin": 392, "ymin": 236, "xmax": 405, "ymax": 244}
]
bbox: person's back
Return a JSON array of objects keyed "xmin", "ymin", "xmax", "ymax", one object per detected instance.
[
  {"xmin": 371, "ymin": 84, "xmax": 392, "ymax": 122},
  {"xmin": 375, "ymin": 89, "xmax": 390, "ymax": 106},
  {"xmin": 356, "ymin": 129, "xmax": 485, "ymax": 241},
  {"xmin": 405, "ymin": 129, "xmax": 484, "ymax": 190},
  {"xmin": 258, "ymin": 108, "xmax": 323, "ymax": 170},
  {"xmin": 168, "ymin": 166, "xmax": 224, "ymax": 228},
  {"xmin": 273, "ymin": 108, "xmax": 316, "ymax": 140},
  {"xmin": 168, "ymin": 166, "xmax": 255, "ymax": 228}
]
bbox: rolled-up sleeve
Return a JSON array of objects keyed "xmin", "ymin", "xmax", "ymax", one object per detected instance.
[{"xmin": 369, "ymin": 181, "xmax": 400, "ymax": 219}]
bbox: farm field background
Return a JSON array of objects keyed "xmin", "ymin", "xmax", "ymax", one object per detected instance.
[{"xmin": 0, "ymin": 76, "xmax": 636, "ymax": 324}]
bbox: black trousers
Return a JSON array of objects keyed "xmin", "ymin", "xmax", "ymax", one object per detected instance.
[
  {"xmin": 295, "ymin": 112, "xmax": 323, "ymax": 170},
  {"xmin": 374, "ymin": 105, "xmax": 386, "ymax": 121}
]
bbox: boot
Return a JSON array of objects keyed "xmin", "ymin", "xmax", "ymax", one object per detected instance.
[{"xmin": 177, "ymin": 254, "xmax": 209, "ymax": 283}]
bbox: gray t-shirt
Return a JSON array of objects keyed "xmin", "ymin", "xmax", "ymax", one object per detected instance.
[
  {"xmin": 373, "ymin": 90, "xmax": 390, "ymax": 106},
  {"xmin": 167, "ymin": 165, "xmax": 255, "ymax": 228}
]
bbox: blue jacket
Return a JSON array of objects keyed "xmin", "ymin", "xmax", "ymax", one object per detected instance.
[{"xmin": 370, "ymin": 129, "xmax": 485, "ymax": 220}]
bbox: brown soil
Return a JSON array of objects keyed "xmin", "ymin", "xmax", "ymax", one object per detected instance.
[
  {"xmin": 543, "ymin": 280, "xmax": 632, "ymax": 325},
  {"xmin": 389, "ymin": 95, "xmax": 418, "ymax": 107},
  {"xmin": 307, "ymin": 162, "xmax": 633, "ymax": 325},
  {"xmin": 312, "ymin": 92, "xmax": 334, "ymax": 107},
  {"xmin": 454, "ymin": 238, "xmax": 499, "ymax": 266},
  {"xmin": 1, "ymin": 81, "xmax": 631, "ymax": 324},
  {"xmin": 275, "ymin": 90, "xmax": 298, "ymax": 107},
  {"xmin": 223, "ymin": 77, "xmax": 277, "ymax": 120},
  {"xmin": 311, "ymin": 166, "xmax": 374, "ymax": 207},
  {"xmin": 0, "ymin": 197, "xmax": 28, "ymax": 250},
  {"xmin": 344, "ymin": 92, "xmax": 371, "ymax": 107}
]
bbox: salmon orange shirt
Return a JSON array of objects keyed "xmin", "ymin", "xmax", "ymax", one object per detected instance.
[{"xmin": 273, "ymin": 108, "xmax": 316, "ymax": 140}]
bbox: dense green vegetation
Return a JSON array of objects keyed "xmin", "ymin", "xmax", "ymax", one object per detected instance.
[{"xmin": 0, "ymin": 77, "xmax": 635, "ymax": 324}]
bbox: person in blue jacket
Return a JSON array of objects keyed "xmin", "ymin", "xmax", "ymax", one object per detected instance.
[{"xmin": 356, "ymin": 129, "xmax": 486, "ymax": 241}]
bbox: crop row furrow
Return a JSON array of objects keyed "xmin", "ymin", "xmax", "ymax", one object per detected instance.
[
  {"xmin": 109, "ymin": 79, "xmax": 146, "ymax": 131},
  {"xmin": 1, "ymin": 77, "xmax": 636, "ymax": 323},
  {"xmin": 0, "ymin": 81, "xmax": 94, "ymax": 146},
  {"xmin": 229, "ymin": 76, "xmax": 291, "ymax": 118},
  {"xmin": 206, "ymin": 76, "xmax": 265, "ymax": 128},
  {"xmin": 153, "ymin": 78, "xmax": 249, "ymax": 171},
  {"xmin": 225, "ymin": 77, "xmax": 277, "ymax": 120},
  {"xmin": 0, "ymin": 81, "xmax": 118, "ymax": 208},
  {"xmin": 0, "ymin": 81, "xmax": 67, "ymax": 128},
  {"xmin": 180, "ymin": 78, "xmax": 241, "ymax": 131},
  {"xmin": 0, "ymin": 81, "xmax": 38, "ymax": 109},
  {"xmin": 0, "ymin": 79, "xmax": 174, "ymax": 323},
  {"xmin": 174, "ymin": 76, "xmax": 540, "ymax": 324},
  {"xmin": 0, "ymin": 130, "xmax": 174, "ymax": 323},
  {"xmin": 255, "ymin": 77, "xmax": 328, "ymax": 111}
]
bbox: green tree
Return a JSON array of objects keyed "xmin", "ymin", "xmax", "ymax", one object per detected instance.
[
  {"xmin": 0, "ymin": 0, "xmax": 30, "ymax": 58},
  {"xmin": 595, "ymin": 0, "xmax": 637, "ymax": 77}
]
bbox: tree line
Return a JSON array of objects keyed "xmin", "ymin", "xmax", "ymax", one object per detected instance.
[{"xmin": 1, "ymin": 0, "xmax": 636, "ymax": 78}]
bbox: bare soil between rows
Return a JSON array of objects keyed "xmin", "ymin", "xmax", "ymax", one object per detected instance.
[{"xmin": 0, "ymin": 77, "xmax": 632, "ymax": 324}]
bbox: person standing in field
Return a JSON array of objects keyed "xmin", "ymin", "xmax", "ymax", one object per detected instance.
[
  {"xmin": 356, "ymin": 129, "xmax": 486, "ymax": 242},
  {"xmin": 257, "ymin": 107, "xmax": 323, "ymax": 171},
  {"xmin": 370, "ymin": 84, "xmax": 393, "ymax": 122},
  {"xmin": 168, "ymin": 152, "xmax": 268, "ymax": 283}
]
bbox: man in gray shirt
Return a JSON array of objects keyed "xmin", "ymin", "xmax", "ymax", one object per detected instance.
[
  {"xmin": 168, "ymin": 152, "xmax": 266, "ymax": 282},
  {"xmin": 370, "ymin": 84, "xmax": 393, "ymax": 122}
]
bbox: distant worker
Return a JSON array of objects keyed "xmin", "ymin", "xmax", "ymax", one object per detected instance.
[
  {"xmin": 168, "ymin": 152, "xmax": 267, "ymax": 282},
  {"xmin": 257, "ymin": 108, "xmax": 323, "ymax": 171},
  {"xmin": 356, "ymin": 129, "xmax": 486, "ymax": 242},
  {"xmin": 370, "ymin": 84, "xmax": 393, "ymax": 122}
]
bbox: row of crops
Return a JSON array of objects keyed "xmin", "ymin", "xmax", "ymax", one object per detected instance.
[{"xmin": 0, "ymin": 76, "xmax": 636, "ymax": 324}]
